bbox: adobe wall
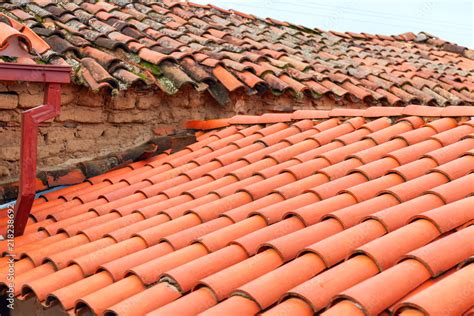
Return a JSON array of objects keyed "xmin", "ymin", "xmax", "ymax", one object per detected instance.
[{"xmin": 0, "ymin": 82, "xmax": 366, "ymax": 192}]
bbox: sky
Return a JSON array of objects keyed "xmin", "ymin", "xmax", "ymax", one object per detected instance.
[{"xmin": 192, "ymin": 0, "xmax": 473, "ymax": 48}]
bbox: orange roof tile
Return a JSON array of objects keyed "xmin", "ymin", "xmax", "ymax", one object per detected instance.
[
  {"xmin": 0, "ymin": 105, "xmax": 473, "ymax": 315},
  {"xmin": 0, "ymin": 12, "xmax": 50, "ymax": 63},
  {"xmin": 0, "ymin": 2, "xmax": 473, "ymax": 106}
]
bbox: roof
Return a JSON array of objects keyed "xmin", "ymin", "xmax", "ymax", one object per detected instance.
[
  {"xmin": 1, "ymin": 1, "xmax": 473, "ymax": 106},
  {"xmin": 0, "ymin": 105, "xmax": 473, "ymax": 315}
]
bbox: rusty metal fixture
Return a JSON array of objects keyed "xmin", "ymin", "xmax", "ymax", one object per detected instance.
[{"xmin": 0, "ymin": 63, "xmax": 70, "ymax": 236}]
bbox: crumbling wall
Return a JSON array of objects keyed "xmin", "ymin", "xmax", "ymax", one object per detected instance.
[{"xmin": 0, "ymin": 82, "xmax": 367, "ymax": 188}]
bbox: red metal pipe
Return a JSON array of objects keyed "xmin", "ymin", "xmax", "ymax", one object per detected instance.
[
  {"xmin": 0, "ymin": 63, "xmax": 70, "ymax": 236},
  {"xmin": 13, "ymin": 83, "xmax": 61, "ymax": 236}
]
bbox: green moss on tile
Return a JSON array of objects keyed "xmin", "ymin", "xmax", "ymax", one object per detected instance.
[
  {"xmin": 140, "ymin": 60, "xmax": 162, "ymax": 76},
  {"xmin": 155, "ymin": 76, "xmax": 178, "ymax": 94}
]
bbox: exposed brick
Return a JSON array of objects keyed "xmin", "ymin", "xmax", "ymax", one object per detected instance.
[
  {"xmin": 154, "ymin": 124, "xmax": 175, "ymax": 136},
  {"xmin": 108, "ymin": 110, "xmax": 152, "ymax": 123},
  {"xmin": 60, "ymin": 85, "xmax": 78, "ymax": 106},
  {"xmin": 0, "ymin": 93, "xmax": 19, "ymax": 109},
  {"xmin": 39, "ymin": 143, "xmax": 64, "ymax": 158},
  {"xmin": 0, "ymin": 147, "xmax": 20, "ymax": 161},
  {"xmin": 41, "ymin": 127, "xmax": 76, "ymax": 144},
  {"xmin": 25, "ymin": 83, "xmax": 44, "ymax": 95},
  {"xmin": 0, "ymin": 165, "xmax": 10, "ymax": 178},
  {"xmin": 18, "ymin": 93, "xmax": 43, "ymax": 109},
  {"xmin": 109, "ymin": 93, "xmax": 137, "ymax": 110},
  {"xmin": 76, "ymin": 90, "xmax": 103, "ymax": 108},
  {"xmin": 77, "ymin": 125, "xmax": 105, "ymax": 139},
  {"xmin": 5, "ymin": 82, "xmax": 27, "ymax": 93},
  {"xmin": 58, "ymin": 106, "xmax": 104, "ymax": 123},
  {"xmin": 0, "ymin": 128, "xmax": 20, "ymax": 146},
  {"xmin": 137, "ymin": 94, "xmax": 158, "ymax": 109},
  {"xmin": 66, "ymin": 139, "xmax": 96, "ymax": 152},
  {"xmin": 40, "ymin": 156, "xmax": 64, "ymax": 167}
]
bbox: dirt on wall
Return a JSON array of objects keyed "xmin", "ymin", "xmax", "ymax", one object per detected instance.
[{"xmin": 0, "ymin": 81, "xmax": 366, "ymax": 190}]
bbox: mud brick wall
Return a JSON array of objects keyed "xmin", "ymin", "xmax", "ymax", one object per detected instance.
[{"xmin": 0, "ymin": 81, "xmax": 367, "ymax": 185}]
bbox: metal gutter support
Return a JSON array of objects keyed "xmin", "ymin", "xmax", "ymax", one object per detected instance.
[{"xmin": 0, "ymin": 63, "xmax": 71, "ymax": 236}]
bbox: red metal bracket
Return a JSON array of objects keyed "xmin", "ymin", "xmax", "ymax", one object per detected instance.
[{"xmin": 0, "ymin": 63, "xmax": 70, "ymax": 236}]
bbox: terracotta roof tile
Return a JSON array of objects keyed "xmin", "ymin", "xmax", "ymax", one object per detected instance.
[
  {"xmin": 0, "ymin": 2, "xmax": 471, "ymax": 105},
  {"xmin": 1, "ymin": 106, "xmax": 473, "ymax": 315}
]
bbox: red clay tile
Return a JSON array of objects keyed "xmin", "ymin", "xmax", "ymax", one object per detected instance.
[
  {"xmin": 236, "ymin": 253, "xmax": 326, "ymax": 310},
  {"xmin": 130, "ymin": 243, "xmax": 209, "ymax": 285},
  {"xmin": 231, "ymin": 217, "xmax": 302, "ymax": 256},
  {"xmin": 147, "ymin": 287, "xmax": 216, "ymax": 315},
  {"xmin": 222, "ymin": 193, "xmax": 285, "ymax": 223},
  {"xmin": 401, "ymin": 226, "xmax": 473, "ymax": 277},
  {"xmin": 212, "ymin": 65, "xmax": 245, "ymax": 92},
  {"xmin": 353, "ymin": 219, "xmax": 440, "ymax": 271},
  {"xmin": 199, "ymin": 249, "xmax": 283, "ymax": 302},
  {"xmin": 363, "ymin": 106, "xmax": 404, "ymax": 117},
  {"xmin": 303, "ymin": 220, "xmax": 386, "ymax": 267},
  {"xmin": 22, "ymin": 265, "xmax": 84, "ymax": 301},
  {"xmin": 252, "ymin": 192, "xmax": 319, "ymax": 225},
  {"xmin": 290, "ymin": 110, "xmax": 330, "ymax": 120},
  {"xmin": 383, "ymin": 172, "xmax": 449, "ymax": 202},
  {"xmin": 290, "ymin": 193, "xmax": 358, "ymax": 226},
  {"xmin": 426, "ymin": 173, "xmax": 473, "ymax": 204},
  {"xmin": 263, "ymin": 218, "xmax": 343, "ymax": 262},
  {"xmin": 329, "ymin": 108, "xmax": 366, "ymax": 117},
  {"xmin": 200, "ymin": 295, "xmax": 260, "ymax": 316},
  {"xmin": 324, "ymin": 194, "xmax": 399, "ymax": 228},
  {"xmin": 164, "ymin": 244, "xmax": 248, "ymax": 293},
  {"xmin": 392, "ymin": 263, "xmax": 474, "ymax": 316},
  {"xmin": 328, "ymin": 259, "xmax": 431, "ymax": 315},
  {"xmin": 134, "ymin": 214, "xmax": 201, "ymax": 246},
  {"xmin": 344, "ymin": 173, "xmax": 405, "ymax": 202},
  {"xmin": 290, "ymin": 255, "xmax": 379, "ymax": 313},
  {"xmin": 197, "ymin": 216, "xmax": 266, "ymax": 253},
  {"xmin": 441, "ymin": 105, "xmax": 474, "ymax": 117},
  {"xmin": 329, "ymin": 227, "xmax": 473, "ymax": 315},
  {"xmin": 402, "ymin": 105, "xmax": 444, "ymax": 117},
  {"xmin": 186, "ymin": 119, "xmax": 230, "ymax": 130},
  {"xmin": 262, "ymin": 297, "xmax": 313, "ymax": 316},
  {"xmin": 3, "ymin": 110, "xmax": 474, "ymax": 315},
  {"xmin": 410, "ymin": 197, "xmax": 473, "ymax": 233},
  {"xmin": 100, "ymin": 242, "xmax": 174, "ymax": 281},
  {"xmin": 164, "ymin": 217, "xmax": 233, "ymax": 250},
  {"xmin": 366, "ymin": 194, "xmax": 445, "ymax": 233},
  {"xmin": 4, "ymin": 3, "xmax": 472, "ymax": 106},
  {"xmin": 76, "ymin": 275, "xmax": 146, "ymax": 315}
]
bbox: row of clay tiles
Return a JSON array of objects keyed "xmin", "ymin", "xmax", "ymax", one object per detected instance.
[
  {"xmin": 2, "ymin": 1, "xmax": 473, "ymax": 105},
  {"xmin": 0, "ymin": 105, "xmax": 472, "ymax": 232},
  {"xmin": 1, "ymin": 105, "xmax": 469, "ymax": 202},
  {"xmin": 0, "ymin": 105, "xmax": 472, "ymax": 231},
  {"xmin": 186, "ymin": 105, "xmax": 474, "ymax": 130},
  {"xmin": 0, "ymin": 109, "xmax": 472, "ymax": 314}
]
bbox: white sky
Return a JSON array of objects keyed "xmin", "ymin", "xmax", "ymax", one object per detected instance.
[{"xmin": 192, "ymin": 0, "xmax": 473, "ymax": 48}]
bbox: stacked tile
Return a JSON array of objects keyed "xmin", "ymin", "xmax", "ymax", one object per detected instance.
[
  {"xmin": 0, "ymin": 105, "xmax": 473, "ymax": 315},
  {"xmin": 0, "ymin": 1, "xmax": 472, "ymax": 105},
  {"xmin": 0, "ymin": 12, "xmax": 50, "ymax": 63}
]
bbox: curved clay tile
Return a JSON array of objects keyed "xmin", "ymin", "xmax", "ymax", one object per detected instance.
[
  {"xmin": 212, "ymin": 65, "xmax": 245, "ymax": 92},
  {"xmin": 0, "ymin": 22, "xmax": 33, "ymax": 58},
  {"xmin": 2, "ymin": 108, "xmax": 474, "ymax": 315}
]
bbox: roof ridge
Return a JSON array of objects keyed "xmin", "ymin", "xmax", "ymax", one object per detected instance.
[{"xmin": 186, "ymin": 105, "xmax": 474, "ymax": 129}]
